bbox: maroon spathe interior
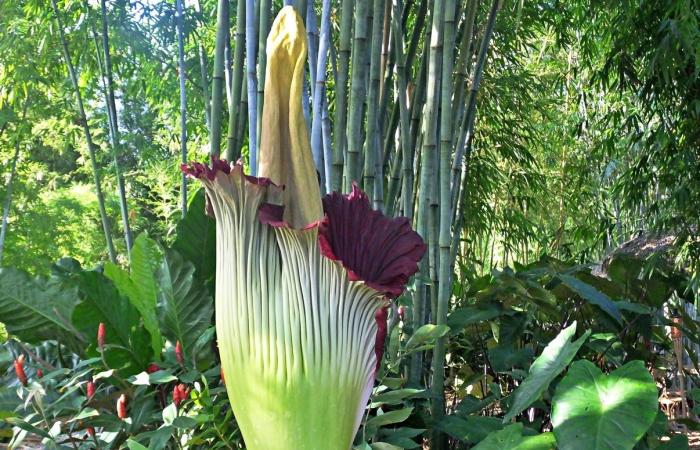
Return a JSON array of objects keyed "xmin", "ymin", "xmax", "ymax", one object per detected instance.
[{"xmin": 319, "ymin": 184, "xmax": 426, "ymax": 299}]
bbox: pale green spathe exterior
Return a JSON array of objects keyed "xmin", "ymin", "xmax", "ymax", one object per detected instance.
[{"xmin": 201, "ymin": 167, "xmax": 383, "ymax": 449}]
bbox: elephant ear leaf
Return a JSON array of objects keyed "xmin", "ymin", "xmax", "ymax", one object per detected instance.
[
  {"xmin": 472, "ymin": 424, "xmax": 556, "ymax": 450},
  {"xmin": 156, "ymin": 249, "xmax": 213, "ymax": 361},
  {"xmin": 551, "ymin": 360, "xmax": 658, "ymax": 450},
  {"xmin": 0, "ymin": 267, "xmax": 81, "ymax": 349},
  {"xmin": 105, "ymin": 234, "xmax": 163, "ymax": 359}
]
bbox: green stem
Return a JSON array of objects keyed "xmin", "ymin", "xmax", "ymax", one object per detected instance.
[
  {"xmin": 430, "ymin": 0, "xmax": 456, "ymax": 446},
  {"xmin": 51, "ymin": 1, "xmax": 116, "ymax": 263},
  {"xmin": 313, "ymin": 0, "xmax": 333, "ymax": 193},
  {"xmin": 210, "ymin": 0, "xmax": 228, "ymax": 157},
  {"xmin": 256, "ymin": 0, "xmax": 271, "ymax": 158},
  {"xmin": 193, "ymin": 0, "xmax": 212, "ymax": 135},
  {"xmin": 99, "ymin": 0, "xmax": 133, "ymax": 259},
  {"xmin": 176, "ymin": 0, "xmax": 188, "ymax": 217},
  {"xmin": 0, "ymin": 134, "xmax": 21, "ymax": 266},
  {"xmin": 245, "ymin": 0, "xmax": 259, "ymax": 173},
  {"xmin": 363, "ymin": 0, "xmax": 386, "ymax": 209},
  {"xmin": 227, "ymin": 0, "xmax": 246, "ymax": 160},
  {"xmin": 332, "ymin": 0, "xmax": 354, "ymax": 192},
  {"xmin": 345, "ymin": 0, "xmax": 370, "ymax": 191}
]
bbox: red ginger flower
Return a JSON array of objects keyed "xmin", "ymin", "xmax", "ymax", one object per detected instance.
[
  {"xmin": 173, "ymin": 383, "xmax": 189, "ymax": 407},
  {"xmin": 36, "ymin": 368, "xmax": 43, "ymax": 378},
  {"xmin": 146, "ymin": 363, "xmax": 160, "ymax": 374},
  {"xmin": 116, "ymin": 394, "xmax": 128, "ymax": 419},
  {"xmin": 87, "ymin": 379, "xmax": 96, "ymax": 398},
  {"xmin": 14, "ymin": 355, "xmax": 27, "ymax": 386},
  {"xmin": 97, "ymin": 323, "xmax": 106, "ymax": 350}
]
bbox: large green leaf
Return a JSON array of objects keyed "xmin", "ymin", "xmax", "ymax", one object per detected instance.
[
  {"xmin": 105, "ymin": 234, "xmax": 163, "ymax": 358},
  {"xmin": 435, "ymin": 415, "xmax": 503, "ymax": 443},
  {"xmin": 472, "ymin": 424, "xmax": 555, "ymax": 450},
  {"xmin": 504, "ymin": 322, "xmax": 590, "ymax": 421},
  {"xmin": 172, "ymin": 189, "xmax": 216, "ymax": 285},
  {"xmin": 405, "ymin": 324, "xmax": 450, "ymax": 352},
  {"xmin": 0, "ymin": 268, "xmax": 80, "ymax": 347},
  {"xmin": 551, "ymin": 360, "xmax": 658, "ymax": 450},
  {"xmin": 558, "ymin": 275, "xmax": 622, "ymax": 325},
  {"xmin": 447, "ymin": 303, "xmax": 502, "ymax": 332},
  {"xmin": 71, "ymin": 270, "xmax": 151, "ymax": 371},
  {"xmin": 156, "ymin": 249, "xmax": 214, "ymax": 359}
]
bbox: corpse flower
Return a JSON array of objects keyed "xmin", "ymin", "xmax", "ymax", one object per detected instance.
[{"xmin": 182, "ymin": 7, "xmax": 425, "ymax": 450}]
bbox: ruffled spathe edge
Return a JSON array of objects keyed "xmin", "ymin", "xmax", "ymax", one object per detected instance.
[{"xmin": 182, "ymin": 159, "xmax": 427, "ymax": 300}]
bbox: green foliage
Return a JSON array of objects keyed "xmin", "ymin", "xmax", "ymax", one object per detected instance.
[
  {"xmin": 72, "ymin": 269, "xmax": 152, "ymax": 372},
  {"xmin": 0, "ymin": 267, "xmax": 80, "ymax": 349},
  {"xmin": 551, "ymin": 360, "xmax": 658, "ymax": 450},
  {"xmin": 503, "ymin": 322, "xmax": 590, "ymax": 422},
  {"xmin": 156, "ymin": 249, "xmax": 214, "ymax": 361},
  {"xmin": 471, "ymin": 424, "xmax": 555, "ymax": 450},
  {"xmin": 172, "ymin": 189, "xmax": 216, "ymax": 286},
  {"xmin": 105, "ymin": 234, "xmax": 164, "ymax": 359}
]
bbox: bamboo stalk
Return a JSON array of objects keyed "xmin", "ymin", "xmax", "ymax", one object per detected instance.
[
  {"xmin": 176, "ymin": 0, "xmax": 188, "ymax": 217},
  {"xmin": 390, "ymin": 0, "xmax": 412, "ymax": 220},
  {"xmin": 224, "ymin": 7, "xmax": 233, "ymax": 111},
  {"xmin": 380, "ymin": 0, "xmax": 426, "ymax": 164},
  {"xmin": 426, "ymin": 2, "xmax": 446, "ymax": 417},
  {"xmin": 0, "ymin": 136, "xmax": 21, "ymax": 266},
  {"xmin": 408, "ymin": 0, "xmax": 435, "ymax": 387},
  {"xmin": 245, "ymin": 0, "xmax": 259, "ymax": 173},
  {"xmin": 193, "ymin": 0, "xmax": 212, "ymax": 134},
  {"xmin": 235, "ymin": 74, "xmax": 249, "ymax": 154},
  {"xmin": 451, "ymin": 0, "xmax": 501, "ymax": 214},
  {"xmin": 306, "ymin": 1, "xmax": 324, "ymax": 186},
  {"xmin": 312, "ymin": 0, "xmax": 333, "ymax": 193},
  {"xmin": 379, "ymin": 0, "xmax": 392, "ymax": 105},
  {"xmin": 332, "ymin": 0, "xmax": 353, "ymax": 192},
  {"xmin": 345, "ymin": 0, "xmax": 371, "ymax": 190},
  {"xmin": 431, "ymin": 0, "xmax": 457, "ymax": 445},
  {"xmin": 363, "ymin": 0, "xmax": 386, "ymax": 207},
  {"xmin": 295, "ymin": 0, "xmax": 307, "ymax": 21},
  {"xmin": 256, "ymin": 0, "xmax": 271, "ymax": 156},
  {"xmin": 450, "ymin": 0, "xmax": 478, "ymax": 150},
  {"xmin": 320, "ymin": 93, "xmax": 333, "ymax": 189},
  {"xmin": 51, "ymin": 0, "xmax": 116, "ymax": 263},
  {"xmin": 384, "ymin": 141, "xmax": 403, "ymax": 217},
  {"xmin": 210, "ymin": 0, "xmax": 228, "ymax": 157},
  {"xmin": 99, "ymin": 0, "xmax": 133, "ymax": 259},
  {"xmin": 226, "ymin": 0, "xmax": 246, "ymax": 160}
]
